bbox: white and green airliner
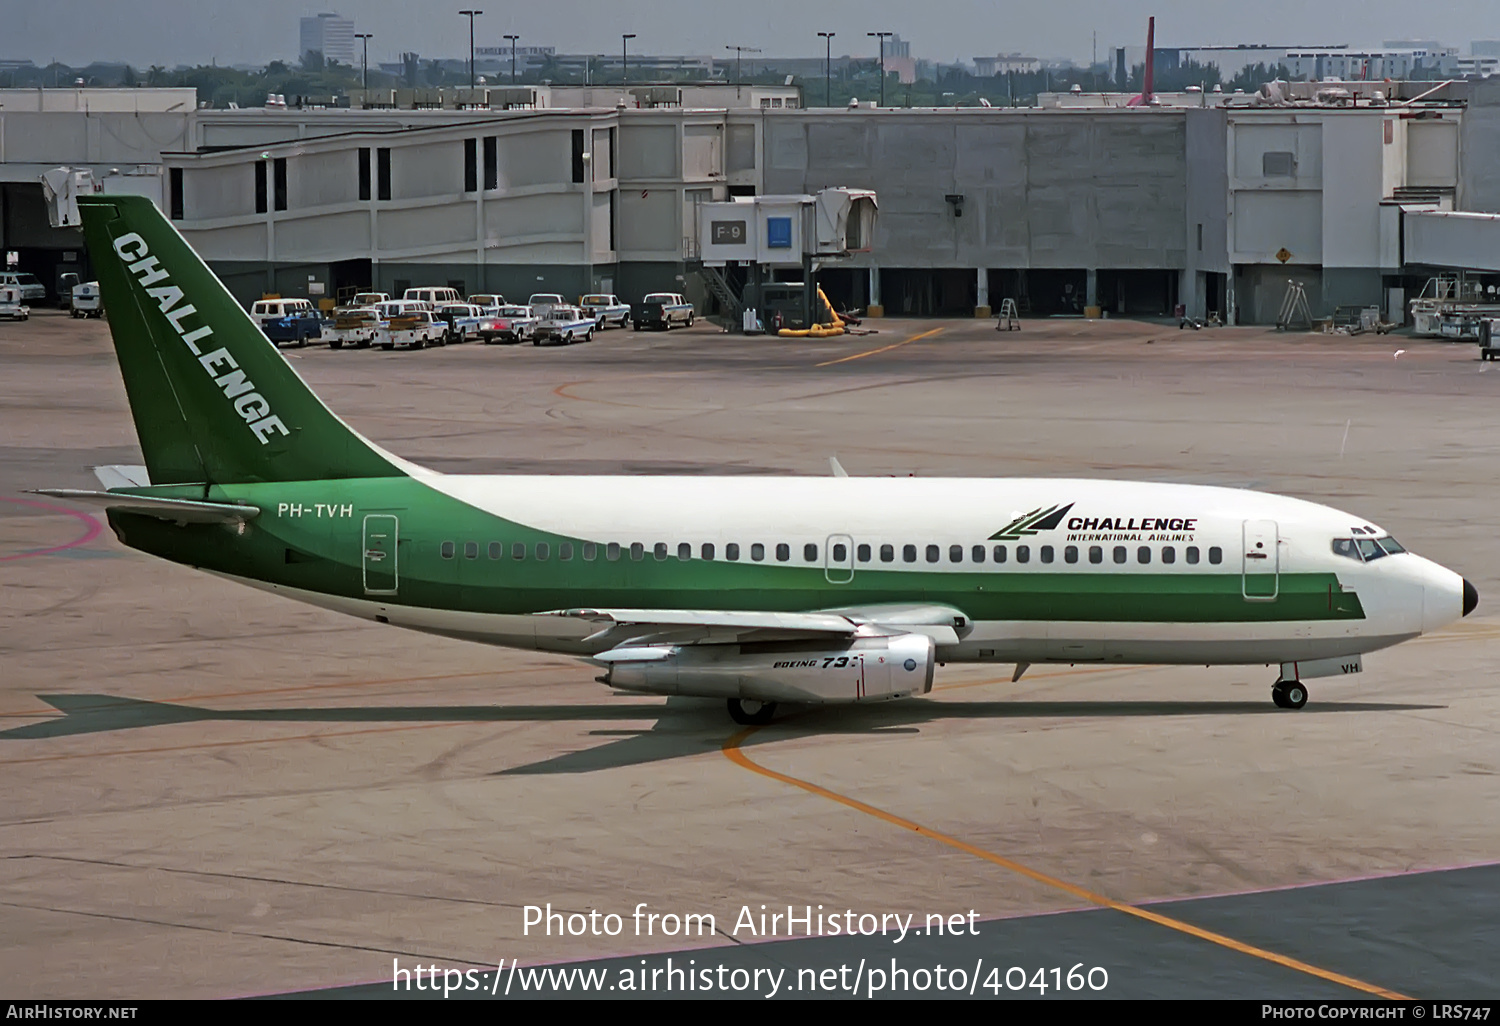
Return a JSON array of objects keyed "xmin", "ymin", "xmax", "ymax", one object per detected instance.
[{"xmin": 39, "ymin": 196, "xmax": 1478, "ymax": 724}]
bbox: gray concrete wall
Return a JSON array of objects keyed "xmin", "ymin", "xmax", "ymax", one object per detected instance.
[
  {"xmin": 1460, "ymin": 79, "xmax": 1500, "ymax": 213},
  {"xmin": 760, "ymin": 110, "xmax": 1188, "ymax": 271}
]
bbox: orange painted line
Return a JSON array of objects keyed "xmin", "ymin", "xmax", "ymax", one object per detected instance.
[
  {"xmin": 0, "ymin": 721, "xmax": 470, "ymax": 766},
  {"xmin": 815, "ymin": 328, "xmax": 944, "ymax": 367},
  {"xmin": 722, "ymin": 729, "xmax": 1408, "ymax": 1000}
]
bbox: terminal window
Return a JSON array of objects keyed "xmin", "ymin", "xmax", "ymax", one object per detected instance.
[{"xmin": 358, "ymin": 148, "xmax": 371, "ymax": 201}]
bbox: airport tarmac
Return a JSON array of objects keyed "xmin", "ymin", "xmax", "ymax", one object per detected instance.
[{"xmin": 1, "ymin": 311, "xmax": 1497, "ymax": 999}]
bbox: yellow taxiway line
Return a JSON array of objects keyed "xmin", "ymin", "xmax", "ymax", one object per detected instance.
[{"xmin": 815, "ymin": 328, "xmax": 945, "ymax": 367}]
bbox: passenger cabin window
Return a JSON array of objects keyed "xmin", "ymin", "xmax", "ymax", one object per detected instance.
[
  {"xmin": 806, "ymin": 543, "xmax": 820, "ymax": 562},
  {"xmin": 1162, "ymin": 546, "xmax": 1176, "ymax": 564},
  {"xmin": 512, "ymin": 542, "xmax": 526, "ymax": 560},
  {"xmin": 464, "ymin": 541, "xmax": 478, "ymax": 559},
  {"xmin": 726, "ymin": 543, "xmax": 740, "ymax": 561},
  {"xmin": 1113, "ymin": 546, "xmax": 1127, "ymax": 564},
  {"xmin": 630, "ymin": 543, "xmax": 644, "ymax": 561},
  {"xmin": 880, "ymin": 544, "xmax": 894, "ymax": 563},
  {"xmin": 1040, "ymin": 545, "xmax": 1054, "ymax": 564},
  {"xmin": 1186, "ymin": 546, "xmax": 1200, "ymax": 564},
  {"xmin": 606, "ymin": 542, "xmax": 621, "ymax": 561},
  {"xmin": 926, "ymin": 545, "xmax": 940, "ymax": 563},
  {"xmin": 701, "ymin": 542, "xmax": 716, "ymax": 560},
  {"xmin": 949, "ymin": 545, "xmax": 963, "ymax": 563},
  {"xmin": 1089, "ymin": 545, "xmax": 1103, "ymax": 564},
  {"xmin": 1138, "ymin": 546, "xmax": 1151, "ymax": 564},
  {"xmin": 856, "ymin": 544, "xmax": 870, "ymax": 562},
  {"xmin": 776, "ymin": 543, "xmax": 790, "ymax": 562},
  {"xmin": 440, "ymin": 541, "xmax": 455, "ymax": 559},
  {"xmin": 678, "ymin": 543, "xmax": 692, "ymax": 561},
  {"xmin": 971, "ymin": 545, "xmax": 985, "ymax": 563},
  {"xmin": 1064, "ymin": 545, "xmax": 1078, "ymax": 564},
  {"xmin": 488, "ymin": 542, "xmax": 502, "ymax": 559},
  {"xmin": 654, "ymin": 542, "xmax": 668, "ymax": 560},
  {"xmin": 903, "ymin": 544, "xmax": 917, "ymax": 563},
  {"xmin": 1209, "ymin": 546, "xmax": 1223, "ymax": 564},
  {"xmin": 993, "ymin": 545, "xmax": 1007, "ymax": 563},
  {"xmin": 536, "ymin": 542, "xmax": 550, "ymax": 560},
  {"xmin": 751, "ymin": 543, "xmax": 765, "ymax": 562},
  {"xmin": 583, "ymin": 542, "xmax": 598, "ymax": 561},
  {"xmin": 1016, "ymin": 545, "xmax": 1030, "ymax": 564},
  {"xmin": 560, "ymin": 543, "xmax": 574, "ymax": 561}
]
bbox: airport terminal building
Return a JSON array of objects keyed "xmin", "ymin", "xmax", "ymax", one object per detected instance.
[{"xmin": 2, "ymin": 82, "xmax": 1493, "ymax": 322}]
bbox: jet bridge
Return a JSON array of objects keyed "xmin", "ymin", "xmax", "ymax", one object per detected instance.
[{"xmin": 692, "ymin": 188, "xmax": 876, "ymax": 333}]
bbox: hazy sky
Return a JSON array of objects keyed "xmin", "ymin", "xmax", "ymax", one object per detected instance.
[{"xmin": 9, "ymin": 1, "xmax": 1500, "ymax": 68}]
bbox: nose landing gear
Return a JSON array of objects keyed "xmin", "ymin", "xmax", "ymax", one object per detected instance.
[{"xmin": 1271, "ymin": 680, "xmax": 1308, "ymax": 709}]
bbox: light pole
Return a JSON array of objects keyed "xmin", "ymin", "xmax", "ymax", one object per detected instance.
[
  {"xmin": 459, "ymin": 10, "xmax": 483, "ymax": 87},
  {"xmin": 504, "ymin": 34, "xmax": 519, "ymax": 83},
  {"xmin": 726, "ymin": 45, "xmax": 761, "ymax": 96},
  {"xmin": 817, "ymin": 32, "xmax": 834, "ymax": 107},
  {"xmin": 867, "ymin": 31, "xmax": 892, "ymax": 107},
  {"xmin": 355, "ymin": 32, "xmax": 372, "ymax": 92},
  {"xmin": 622, "ymin": 33, "xmax": 635, "ymax": 86}
]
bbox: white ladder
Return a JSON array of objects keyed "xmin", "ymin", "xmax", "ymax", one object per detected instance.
[{"xmin": 996, "ymin": 297, "xmax": 1020, "ymax": 331}]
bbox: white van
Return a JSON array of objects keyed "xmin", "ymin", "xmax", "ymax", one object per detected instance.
[
  {"xmin": 402, "ymin": 287, "xmax": 461, "ymax": 310},
  {"xmin": 0, "ymin": 284, "xmax": 30, "ymax": 321}
]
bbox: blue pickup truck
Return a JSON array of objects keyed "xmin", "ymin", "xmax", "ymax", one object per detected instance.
[{"xmin": 251, "ymin": 298, "xmax": 323, "ymax": 347}]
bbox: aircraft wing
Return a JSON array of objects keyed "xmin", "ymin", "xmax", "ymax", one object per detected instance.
[
  {"xmin": 547, "ymin": 603, "xmax": 968, "ymax": 648},
  {"xmin": 29, "ymin": 489, "xmax": 261, "ymax": 524}
]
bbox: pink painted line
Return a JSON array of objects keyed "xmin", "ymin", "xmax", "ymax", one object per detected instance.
[
  {"xmin": 0, "ymin": 496, "xmax": 105, "ymax": 562},
  {"xmin": 243, "ymin": 856, "xmax": 1500, "ymax": 997}
]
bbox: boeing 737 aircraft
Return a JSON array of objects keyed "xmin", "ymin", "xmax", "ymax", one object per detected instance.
[{"xmin": 38, "ymin": 196, "xmax": 1478, "ymax": 724}]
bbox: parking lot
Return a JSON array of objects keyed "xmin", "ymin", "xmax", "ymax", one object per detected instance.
[{"xmin": 1, "ymin": 308, "xmax": 1497, "ymax": 998}]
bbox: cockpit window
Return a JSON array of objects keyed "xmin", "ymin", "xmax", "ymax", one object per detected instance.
[
  {"xmin": 1332, "ymin": 538, "xmax": 1360, "ymax": 560},
  {"xmin": 1355, "ymin": 538, "xmax": 1387, "ymax": 561},
  {"xmin": 1377, "ymin": 536, "xmax": 1406, "ymax": 554}
]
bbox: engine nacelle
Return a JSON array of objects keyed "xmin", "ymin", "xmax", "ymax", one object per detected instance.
[{"xmin": 596, "ymin": 633, "xmax": 935, "ymax": 704}]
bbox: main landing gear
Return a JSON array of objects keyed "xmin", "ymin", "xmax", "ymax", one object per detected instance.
[
  {"xmin": 727, "ymin": 698, "xmax": 778, "ymax": 726},
  {"xmin": 1271, "ymin": 679, "xmax": 1308, "ymax": 710}
]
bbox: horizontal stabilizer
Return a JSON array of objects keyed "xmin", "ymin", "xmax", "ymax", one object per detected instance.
[
  {"xmin": 29, "ymin": 489, "xmax": 260, "ymax": 524},
  {"xmin": 93, "ymin": 465, "xmax": 151, "ymax": 490}
]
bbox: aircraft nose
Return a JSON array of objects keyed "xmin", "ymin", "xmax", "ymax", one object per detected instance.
[{"xmin": 1464, "ymin": 579, "xmax": 1479, "ymax": 617}]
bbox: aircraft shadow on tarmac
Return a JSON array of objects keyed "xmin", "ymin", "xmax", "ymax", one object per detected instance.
[{"xmin": 3, "ymin": 693, "xmax": 1444, "ymax": 776}]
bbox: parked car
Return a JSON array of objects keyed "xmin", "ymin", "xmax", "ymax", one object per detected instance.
[
  {"xmin": 402, "ymin": 287, "xmax": 462, "ymax": 310},
  {"xmin": 580, "ymin": 293, "xmax": 631, "ymax": 329},
  {"xmin": 467, "ymin": 294, "xmax": 505, "ymax": 315},
  {"xmin": 632, "ymin": 292, "xmax": 695, "ymax": 331},
  {"xmin": 70, "ymin": 281, "xmax": 103, "ymax": 318},
  {"xmin": 532, "ymin": 305, "xmax": 596, "ymax": 345},
  {"xmin": 251, "ymin": 298, "xmax": 323, "ymax": 347},
  {"xmin": 435, "ymin": 303, "xmax": 491, "ymax": 344},
  {"xmin": 527, "ymin": 293, "xmax": 567, "ymax": 318},
  {"xmin": 0, "ymin": 272, "xmax": 46, "ymax": 302},
  {"xmin": 376, "ymin": 307, "xmax": 444, "ymax": 350},
  {"xmin": 325, "ymin": 306, "xmax": 381, "ymax": 349},
  {"xmin": 0, "ymin": 284, "xmax": 30, "ymax": 321},
  {"xmin": 350, "ymin": 291, "xmax": 389, "ymax": 307},
  {"xmin": 484, "ymin": 305, "xmax": 539, "ymax": 344}
]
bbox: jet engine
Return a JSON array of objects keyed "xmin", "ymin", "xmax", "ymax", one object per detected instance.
[{"xmin": 596, "ymin": 633, "xmax": 935, "ymax": 704}]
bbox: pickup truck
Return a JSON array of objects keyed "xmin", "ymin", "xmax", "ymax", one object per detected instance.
[
  {"xmin": 532, "ymin": 305, "xmax": 597, "ymax": 346},
  {"xmin": 527, "ymin": 293, "xmax": 567, "ymax": 319},
  {"xmin": 325, "ymin": 306, "xmax": 381, "ymax": 349},
  {"xmin": 580, "ymin": 293, "xmax": 631, "ymax": 329},
  {"xmin": 435, "ymin": 303, "xmax": 492, "ymax": 344},
  {"xmin": 251, "ymin": 298, "xmax": 323, "ymax": 347},
  {"xmin": 632, "ymin": 292, "xmax": 695, "ymax": 331},
  {"xmin": 373, "ymin": 302, "xmax": 444, "ymax": 350},
  {"xmin": 484, "ymin": 305, "xmax": 540, "ymax": 344}
]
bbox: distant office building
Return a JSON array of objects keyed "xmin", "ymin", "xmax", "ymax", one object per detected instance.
[
  {"xmin": 300, "ymin": 13, "xmax": 355, "ymax": 66},
  {"xmin": 884, "ymin": 34, "xmax": 912, "ymax": 60},
  {"xmin": 973, "ymin": 54, "xmax": 1043, "ymax": 76},
  {"xmin": 1473, "ymin": 41, "xmax": 1500, "ymax": 57}
]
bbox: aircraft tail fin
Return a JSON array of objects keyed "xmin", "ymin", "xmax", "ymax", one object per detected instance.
[{"xmin": 76, "ymin": 194, "xmax": 406, "ymax": 485}]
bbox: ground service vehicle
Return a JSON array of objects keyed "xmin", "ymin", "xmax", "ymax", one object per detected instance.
[
  {"xmin": 0, "ymin": 272, "xmax": 46, "ymax": 302},
  {"xmin": 0, "ymin": 284, "xmax": 29, "ymax": 320},
  {"xmin": 250, "ymin": 298, "xmax": 323, "ymax": 347},
  {"xmin": 484, "ymin": 305, "xmax": 539, "ymax": 343},
  {"xmin": 468, "ymin": 294, "xmax": 505, "ymax": 315},
  {"xmin": 632, "ymin": 292, "xmax": 694, "ymax": 331},
  {"xmin": 533, "ymin": 305, "xmax": 596, "ymax": 345},
  {"xmin": 325, "ymin": 307, "xmax": 381, "ymax": 349},
  {"xmin": 527, "ymin": 293, "xmax": 567, "ymax": 318},
  {"xmin": 435, "ymin": 304, "xmax": 489, "ymax": 344},
  {"xmin": 580, "ymin": 294, "xmax": 631, "ymax": 329},
  {"xmin": 373, "ymin": 302, "xmax": 443, "ymax": 350},
  {"xmin": 403, "ymin": 287, "xmax": 461, "ymax": 310},
  {"xmin": 70, "ymin": 281, "xmax": 103, "ymax": 317}
]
